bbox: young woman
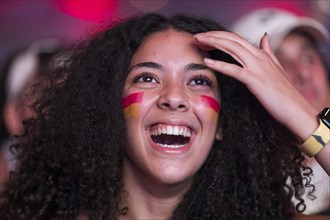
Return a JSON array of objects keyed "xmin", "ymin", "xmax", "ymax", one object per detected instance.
[{"xmin": 0, "ymin": 13, "xmax": 328, "ymax": 220}]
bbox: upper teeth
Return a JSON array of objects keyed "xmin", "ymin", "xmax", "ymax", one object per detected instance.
[{"xmin": 151, "ymin": 125, "xmax": 191, "ymax": 137}]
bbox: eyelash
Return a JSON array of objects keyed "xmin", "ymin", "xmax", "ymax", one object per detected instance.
[
  {"xmin": 133, "ymin": 73, "xmax": 158, "ymax": 83},
  {"xmin": 132, "ymin": 73, "xmax": 213, "ymax": 87},
  {"xmin": 189, "ymin": 74, "xmax": 213, "ymax": 86}
]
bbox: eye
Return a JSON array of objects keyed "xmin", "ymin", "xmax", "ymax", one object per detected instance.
[
  {"xmin": 188, "ymin": 74, "xmax": 212, "ymax": 86},
  {"xmin": 133, "ymin": 73, "xmax": 158, "ymax": 83},
  {"xmin": 300, "ymin": 54, "xmax": 314, "ymax": 66}
]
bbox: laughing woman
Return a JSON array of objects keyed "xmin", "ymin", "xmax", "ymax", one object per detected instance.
[{"xmin": 0, "ymin": 13, "xmax": 329, "ymax": 220}]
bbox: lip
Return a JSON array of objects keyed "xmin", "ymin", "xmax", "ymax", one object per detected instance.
[{"xmin": 146, "ymin": 121, "xmax": 197, "ymax": 155}]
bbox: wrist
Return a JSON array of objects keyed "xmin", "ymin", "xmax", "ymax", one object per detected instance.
[{"xmin": 299, "ymin": 108, "xmax": 330, "ymax": 157}]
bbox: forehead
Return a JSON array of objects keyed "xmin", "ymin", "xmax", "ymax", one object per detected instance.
[
  {"xmin": 279, "ymin": 33, "xmax": 317, "ymax": 52},
  {"xmin": 141, "ymin": 29, "xmax": 193, "ymax": 46},
  {"xmin": 130, "ymin": 29, "xmax": 208, "ymax": 65}
]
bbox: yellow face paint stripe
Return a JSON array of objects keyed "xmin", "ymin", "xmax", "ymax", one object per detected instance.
[
  {"xmin": 123, "ymin": 103, "xmax": 140, "ymax": 119},
  {"xmin": 206, "ymin": 108, "xmax": 218, "ymax": 124},
  {"xmin": 123, "ymin": 92, "xmax": 144, "ymax": 119},
  {"xmin": 201, "ymin": 95, "xmax": 220, "ymax": 123}
]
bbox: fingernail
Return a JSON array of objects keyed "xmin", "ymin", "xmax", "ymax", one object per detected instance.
[
  {"xmin": 204, "ymin": 58, "xmax": 215, "ymax": 65},
  {"xmin": 264, "ymin": 32, "xmax": 271, "ymax": 43},
  {"xmin": 264, "ymin": 32, "xmax": 270, "ymax": 40},
  {"xmin": 195, "ymin": 33, "xmax": 207, "ymax": 39}
]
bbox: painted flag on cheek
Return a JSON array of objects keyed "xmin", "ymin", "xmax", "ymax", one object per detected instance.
[
  {"xmin": 123, "ymin": 92, "xmax": 144, "ymax": 119},
  {"xmin": 201, "ymin": 95, "xmax": 220, "ymax": 124}
]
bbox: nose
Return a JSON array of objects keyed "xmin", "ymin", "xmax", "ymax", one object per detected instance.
[{"xmin": 157, "ymin": 83, "xmax": 190, "ymax": 112}]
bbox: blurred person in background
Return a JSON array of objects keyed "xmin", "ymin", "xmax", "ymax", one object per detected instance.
[
  {"xmin": 233, "ymin": 8, "xmax": 330, "ymax": 215},
  {"xmin": 0, "ymin": 38, "xmax": 64, "ymax": 191}
]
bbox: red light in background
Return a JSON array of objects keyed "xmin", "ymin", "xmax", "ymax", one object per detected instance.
[
  {"xmin": 55, "ymin": 0, "xmax": 117, "ymax": 21},
  {"xmin": 246, "ymin": 0, "xmax": 307, "ymax": 16}
]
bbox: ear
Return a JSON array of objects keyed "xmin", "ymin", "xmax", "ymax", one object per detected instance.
[
  {"xmin": 3, "ymin": 102, "xmax": 22, "ymax": 136},
  {"xmin": 215, "ymin": 126, "xmax": 222, "ymax": 141}
]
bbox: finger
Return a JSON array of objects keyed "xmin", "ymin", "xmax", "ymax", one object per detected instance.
[
  {"xmin": 204, "ymin": 31, "xmax": 283, "ymax": 68},
  {"xmin": 201, "ymin": 31, "xmax": 260, "ymax": 54},
  {"xmin": 195, "ymin": 34, "xmax": 256, "ymax": 67},
  {"xmin": 259, "ymin": 33, "xmax": 283, "ymax": 67},
  {"xmin": 193, "ymin": 38, "xmax": 215, "ymax": 51},
  {"xmin": 203, "ymin": 57, "xmax": 254, "ymax": 85},
  {"xmin": 259, "ymin": 33, "xmax": 272, "ymax": 51}
]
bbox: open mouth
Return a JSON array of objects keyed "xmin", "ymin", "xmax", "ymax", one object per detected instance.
[{"xmin": 150, "ymin": 125, "xmax": 192, "ymax": 148}]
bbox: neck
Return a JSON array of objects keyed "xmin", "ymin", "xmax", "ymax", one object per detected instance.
[{"xmin": 119, "ymin": 161, "xmax": 192, "ymax": 220}]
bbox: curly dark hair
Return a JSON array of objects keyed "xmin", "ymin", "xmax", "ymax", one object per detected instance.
[{"xmin": 0, "ymin": 13, "xmax": 312, "ymax": 220}]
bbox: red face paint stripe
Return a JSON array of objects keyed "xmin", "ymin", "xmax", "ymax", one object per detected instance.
[
  {"xmin": 123, "ymin": 92, "xmax": 144, "ymax": 108},
  {"xmin": 201, "ymin": 95, "xmax": 220, "ymax": 112}
]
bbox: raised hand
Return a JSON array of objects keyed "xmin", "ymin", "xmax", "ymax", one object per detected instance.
[{"xmin": 194, "ymin": 31, "xmax": 329, "ymax": 175}]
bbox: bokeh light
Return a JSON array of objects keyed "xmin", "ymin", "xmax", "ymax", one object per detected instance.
[{"xmin": 55, "ymin": 0, "xmax": 117, "ymax": 21}]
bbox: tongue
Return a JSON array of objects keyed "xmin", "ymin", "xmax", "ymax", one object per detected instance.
[{"xmin": 151, "ymin": 134, "xmax": 189, "ymax": 145}]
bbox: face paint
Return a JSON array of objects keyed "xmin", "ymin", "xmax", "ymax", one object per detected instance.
[
  {"xmin": 200, "ymin": 95, "xmax": 220, "ymax": 123},
  {"xmin": 123, "ymin": 92, "xmax": 144, "ymax": 119}
]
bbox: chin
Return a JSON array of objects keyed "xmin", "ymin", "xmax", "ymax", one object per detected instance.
[{"xmin": 151, "ymin": 165, "xmax": 196, "ymax": 186}]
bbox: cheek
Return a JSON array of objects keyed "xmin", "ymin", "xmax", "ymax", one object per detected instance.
[
  {"xmin": 200, "ymin": 95, "xmax": 220, "ymax": 124},
  {"xmin": 123, "ymin": 92, "xmax": 144, "ymax": 119},
  {"xmin": 124, "ymin": 104, "xmax": 140, "ymax": 119},
  {"xmin": 313, "ymin": 66, "xmax": 328, "ymax": 81}
]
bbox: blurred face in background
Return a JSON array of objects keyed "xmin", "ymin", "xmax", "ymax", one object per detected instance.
[
  {"xmin": 4, "ymin": 75, "xmax": 39, "ymax": 136},
  {"xmin": 275, "ymin": 33, "xmax": 330, "ymax": 111}
]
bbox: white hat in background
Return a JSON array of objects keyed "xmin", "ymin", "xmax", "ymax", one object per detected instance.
[
  {"xmin": 6, "ymin": 38, "xmax": 62, "ymax": 101},
  {"xmin": 232, "ymin": 8, "xmax": 329, "ymax": 52}
]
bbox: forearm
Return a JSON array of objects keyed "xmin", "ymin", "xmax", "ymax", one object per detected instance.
[
  {"xmin": 295, "ymin": 213, "xmax": 330, "ymax": 220},
  {"xmin": 315, "ymin": 142, "xmax": 330, "ymax": 175}
]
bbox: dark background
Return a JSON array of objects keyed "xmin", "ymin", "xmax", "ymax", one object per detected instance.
[{"xmin": 1, "ymin": 0, "xmax": 329, "ymax": 69}]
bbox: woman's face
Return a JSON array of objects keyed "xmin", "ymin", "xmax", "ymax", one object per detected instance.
[
  {"xmin": 276, "ymin": 33, "xmax": 330, "ymax": 110},
  {"xmin": 123, "ymin": 29, "xmax": 220, "ymax": 187}
]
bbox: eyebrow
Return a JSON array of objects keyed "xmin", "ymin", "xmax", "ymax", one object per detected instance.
[
  {"xmin": 184, "ymin": 63, "xmax": 209, "ymax": 71},
  {"xmin": 128, "ymin": 62, "xmax": 162, "ymax": 73},
  {"xmin": 277, "ymin": 42, "xmax": 315, "ymax": 56},
  {"xmin": 128, "ymin": 62, "xmax": 210, "ymax": 73},
  {"xmin": 300, "ymin": 43, "xmax": 316, "ymax": 52}
]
